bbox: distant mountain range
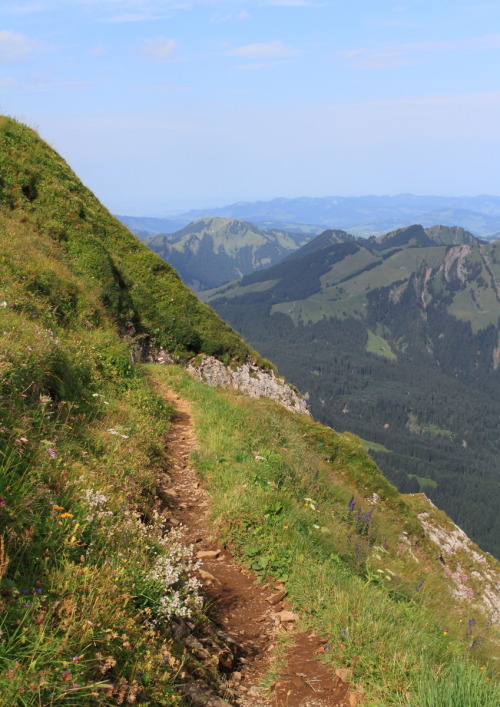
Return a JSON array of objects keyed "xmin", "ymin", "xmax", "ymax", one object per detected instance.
[
  {"xmin": 116, "ymin": 193, "xmax": 500, "ymax": 238},
  {"xmin": 202, "ymin": 224, "xmax": 500, "ymax": 556},
  {"xmin": 144, "ymin": 217, "xmax": 308, "ymax": 291}
]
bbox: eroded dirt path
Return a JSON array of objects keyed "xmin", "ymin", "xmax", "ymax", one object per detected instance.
[{"xmin": 161, "ymin": 389, "xmax": 354, "ymax": 707}]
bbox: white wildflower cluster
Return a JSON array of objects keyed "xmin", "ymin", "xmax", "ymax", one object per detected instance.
[
  {"xmin": 145, "ymin": 534, "xmax": 202, "ymax": 619},
  {"xmin": 83, "ymin": 488, "xmax": 108, "ymax": 509},
  {"xmin": 82, "ymin": 488, "xmax": 114, "ymax": 522},
  {"xmin": 79, "ymin": 487, "xmax": 202, "ymax": 619}
]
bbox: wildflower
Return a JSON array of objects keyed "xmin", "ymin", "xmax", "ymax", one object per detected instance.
[
  {"xmin": 47, "ymin": 448, "xmax": 56, "ymax": 459},
  {"xmin": 53, "ymin": 505, "xmax": 64, "ymax": 511},
  {"xmin": 348, "ymin": 496, "xmax": 355, "ymax": 513},
  {"xmin": 480, "ymin": 666, "xmax": 486, "ymax": 670},
  {"xmin": 60, "ymin": 512, "xmax": 73, "ymax": 519},
  {"xmin": 283, "ymin": 525, "xmax": 288, "ymax": 529}
]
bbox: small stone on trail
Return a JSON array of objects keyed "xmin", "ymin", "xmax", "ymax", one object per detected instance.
[
  {"xmin": 266, "ymin": 589, "xmax": 287, "ymax": 605},
  {"xmin": 199, "ymin": 569, "xmax": 220, "ymax": 584},
  {"xmin": 196, "ymin": 549, "xmax": 221, "ymax": 559},
  {"xmin": 178, "ymin": 681, "xmax": 231, "ymax": 707},
  {"xmin": 277, "ymin": 610, "xmax": 299, "ymax": 623},
  {"xmin": 336, "ymin": 668, "xmax": 353, "ymax": 683}
]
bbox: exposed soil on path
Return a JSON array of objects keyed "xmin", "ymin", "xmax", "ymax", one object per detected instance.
[{"xmin": 160, "ymin": 389, "xmax": 356, "ymax": 707}]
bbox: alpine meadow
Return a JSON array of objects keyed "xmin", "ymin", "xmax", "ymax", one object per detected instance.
[{"xmin": 1, "ymin": 116, "xmax": 500, "ymax": 707}]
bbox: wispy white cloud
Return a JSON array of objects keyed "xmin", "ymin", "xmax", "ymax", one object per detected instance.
[
  {"xmin": 138, "ymin": 37, "xmax": 178, "ymax": 61},
  {"xmin": 210, "ymin": 9, "xmax": 250, "ymax": 23},
  {"xmin": 3, "ymin": 2, "xmax": 48, "ymax": 14},
  {"xmin": 224, "ymin": 39, "xmax": 299, "ymax": 58},
  {"xmin": 343, "ymin": 33, "xmax": 500, "ymax": 69},
  {"xmin": 0, "ymin": 31, "xmax": 38, "ymax": 63},
  {"xmin": 236, "ymin": 61, "xmax": 285, "ymax": 70}
]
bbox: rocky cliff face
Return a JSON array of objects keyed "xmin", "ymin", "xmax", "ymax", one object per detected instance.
[
  {"xmin": 412, "ymin": 495, "xmax": 500, "ymax": 618},
  {"xmin": 186, "ymin": 355, "xmax": 310, "ymax": 415}
]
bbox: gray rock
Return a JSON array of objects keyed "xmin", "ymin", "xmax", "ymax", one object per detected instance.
[{"xmin": 187, "ymin": 355, "xmax": 309, "ymax": 415}]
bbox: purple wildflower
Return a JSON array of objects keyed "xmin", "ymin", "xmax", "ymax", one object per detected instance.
[
  {"xmin": 348, "ymin": 496, "xmax": 355, "ymax": 513},
  {"xmin": 47, "ymin": 448, "xmax": 57, "ymax": 459}
]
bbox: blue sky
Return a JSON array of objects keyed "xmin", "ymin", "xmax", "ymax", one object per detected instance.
[{"xmin": 1, "ymin": 0, "xmax": 500, "ymax": 214}]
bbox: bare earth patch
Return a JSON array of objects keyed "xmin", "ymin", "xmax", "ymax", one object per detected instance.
[{"xmin": 159, "ymin": 389, "xmax": 355, "ymax": 707}]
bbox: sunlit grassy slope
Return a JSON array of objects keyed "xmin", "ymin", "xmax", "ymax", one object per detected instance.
[
  {"xmin": 0, "ymin": 117, "xmax": 266, "ymax": 365},
  {"xmin": 0, "ymin": 117, "xmax": 499, "ymax": 706}
]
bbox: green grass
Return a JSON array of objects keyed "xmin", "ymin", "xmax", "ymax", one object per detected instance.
[
  {"xmin": 1, "ymin": 113, "xmax": 499, "ymax": 707},
  {"xmin": 361, "ymin": 439, "xmax": 391, "ymax": 453},
  {"xmin": 408, "ymin": 474, "xmax": 438, "ymax": 490},
  {"xmin": 366, "ymin": 330, "xmax": 397, "ymax": 361},
  {"xmin": 400, "ymin": 660, "xmax": 500, "ymax": 706},
  {"xmin": 0, "ymin": 115, "xmax": 279, "ymax": 706},
  {"xmin": 151, "ymin": 365, "xmax": 499, "ymax": 706},
  {"xmin": 0, "ymin": 331, "xmax": 211, "ymax": 705},
  {"xmin": 0, "ymin": 116, "xmax": 269, "ymax": 367}
]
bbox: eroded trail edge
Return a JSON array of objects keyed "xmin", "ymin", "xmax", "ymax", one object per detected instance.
[{"xmin": 159, "ymin": 389, "xmax": 353, "ymax": 707}]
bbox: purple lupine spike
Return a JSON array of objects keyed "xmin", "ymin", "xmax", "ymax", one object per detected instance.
[{"xmin": 363, "ymin": 508, "xmax": 374, "ymax": 523}]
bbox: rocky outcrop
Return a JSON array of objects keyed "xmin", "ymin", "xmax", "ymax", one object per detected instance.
[
  {"xmin": 416, "ymin": 496, "xmax": 500, "ymax": 618},
  {"xmin": 186, "ymin": 355, "xmax": 310, "ymax": 415}
]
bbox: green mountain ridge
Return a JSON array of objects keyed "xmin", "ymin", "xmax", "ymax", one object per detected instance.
[
  {"xmin": 203, "ymin": 224, "xmax": 500, "ymax": 557},
  {"xmin": 144, "ymin": 217, "xmax": 307, "ymax": 291},
  {"xmin": 1, "ymin": 117, "xmax": 499, "ymax": 706}
]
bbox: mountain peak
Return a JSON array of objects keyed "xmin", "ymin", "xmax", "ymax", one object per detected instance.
[
  {"xmin": 424, "ymin": 224, "xmax": 481, "ymax": 245},
  {"xmin": 374, "ymin": 224, "xmax": 433, "ymax": 249}
]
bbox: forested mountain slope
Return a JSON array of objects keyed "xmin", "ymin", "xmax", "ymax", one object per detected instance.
[
  {"xmin": 1, "ymin": 117, "xmax": 499, "ymax": 706},
  {"xmin": 204, "ymin": 225, "xmax": 500, "ymax": 557}
]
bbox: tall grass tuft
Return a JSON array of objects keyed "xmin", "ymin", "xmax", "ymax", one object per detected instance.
[{"xmin": 402, "ymin": 660, "xmax": 500, "ymax": 707}]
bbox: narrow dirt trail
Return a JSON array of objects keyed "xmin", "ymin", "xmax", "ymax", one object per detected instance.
[{"xmin": 161, "ymin": 389, "xmax": 355, "ymax": 707}]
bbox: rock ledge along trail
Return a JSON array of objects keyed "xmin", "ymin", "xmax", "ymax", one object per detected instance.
[{"xmin": 159, "ymin": 389, "xmax": 359, "ymax": 707}]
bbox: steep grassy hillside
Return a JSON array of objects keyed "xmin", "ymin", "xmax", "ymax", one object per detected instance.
[
  {"xmin": 203, "ymin": 226, "xmax": 500, "ymax": 557},
  {"xmin": 145, "ymin": 217, "xmax": 306, "ymax": 291},
  {"xmin": 0, "ymin": 118, "xmax": 499, "ymax": 706},
  {"xmin": 0, "ymin": 117, "xmax": 266, "ymax": 366}
]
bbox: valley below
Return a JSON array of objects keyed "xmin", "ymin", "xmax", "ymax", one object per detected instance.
[{"xmin": 201, "ymin": 225, "xmax": 500, "ymax": 559}]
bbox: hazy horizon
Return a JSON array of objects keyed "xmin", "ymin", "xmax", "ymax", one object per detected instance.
[
  {"xmin": 2, "ymin": 1, "xmax": 500, "ymax": 214},
  {"xmin": 116, "ymin": 191, "xmax": 500, "ymax": 219}
]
